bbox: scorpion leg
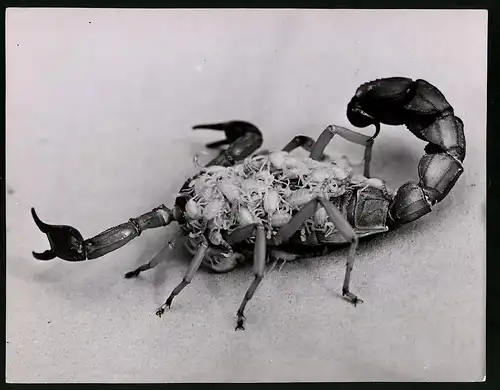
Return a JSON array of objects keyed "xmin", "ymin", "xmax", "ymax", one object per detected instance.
[
  {"xmin": 317, "ymin": 198, "xmax": 361, "ymax": 305},
  {"xmin": 226, "ymin": 224, "xmax": 269, "ymax": 330},
  {"xmin": 155, "ymin": 236, "xmax": 208, "ymax": 317},
  {"xmin": 310, "ymin": 125, "xmax": 377, "ymax": 178},
  {"xmin": 275, "ymin": 199, "xmax": 320, "ymax": 243},
  {"xmin": 124, "ymin": 239, "xmax": 175, "ymax": 278},
  {"xmin": 267, "ymin": 250, "xmax": 305, "ymax": 273},
  {"xmin": 274, "ymin": 197, "xmax": 361, "ymax": 305},
  {"xmin": 235, "ymin": 225, "xmax": 267, "ymax": 331},
  {"xmin": 124, "ymin": 251, "xmax": 164, "ymax": 278},
  {"xmin": 192, "ymin": 121, "xmax": 263, "ymax": 167},
  {"xmin": 31, "ymin": 205, "xmax": 175, "ymax": 262}
]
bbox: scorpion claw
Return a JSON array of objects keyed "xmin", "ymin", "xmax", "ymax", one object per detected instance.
[
  {"xmin": 192, "ymin": 121, "xmax": 262, "ymax": 150},
  {"xmin": 32, "ymin": 249, "xmax": 56, "ymax": 261},
  {"xmin": 31, "ymin": 207, "xmax": 87, "ymax": 262},
  {"xmin": 205, "ymin": 139, "xmax": 231, "ymax": 149}
]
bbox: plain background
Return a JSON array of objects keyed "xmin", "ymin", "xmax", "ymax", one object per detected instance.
[{"xmin": 6, "ymin": 9, "xmax": 486, "ymax": 382}]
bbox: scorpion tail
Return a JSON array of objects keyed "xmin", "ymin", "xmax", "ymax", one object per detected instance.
[{"xmin": 346, "ymin": 77, "xmax": 465, "ymax": 227}]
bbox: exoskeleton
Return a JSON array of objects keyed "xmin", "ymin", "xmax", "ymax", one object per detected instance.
[{"xmin": 32, "ymin": 77, "xmax": 465, "ymax": 330}]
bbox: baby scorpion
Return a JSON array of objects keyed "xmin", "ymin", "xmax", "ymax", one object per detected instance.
[{"xmin": 31, "ymin": 77, "xmax": 465, "ymax": 331}]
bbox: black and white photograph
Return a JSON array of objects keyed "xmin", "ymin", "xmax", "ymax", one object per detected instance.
[{"xmin": 6, "ymin": 8, "xmax": 486, "ymax": 382}]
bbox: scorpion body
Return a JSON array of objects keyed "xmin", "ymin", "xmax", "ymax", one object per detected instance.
[
  {"xmin": 177, "ymin": 152, "xmax": 392, "ymax": 270},
  {"xmin": 31, "ymin": 77, "xmax": 465, "ymax": 330}
]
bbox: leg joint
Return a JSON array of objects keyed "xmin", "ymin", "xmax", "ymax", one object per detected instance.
[
  {"xmin": 135, "ymin": 205, "xmax": 175, "ymax": 230},
  {"xmin": 128, "ymin": 218, "xmax": 143, "ymax": 236}
]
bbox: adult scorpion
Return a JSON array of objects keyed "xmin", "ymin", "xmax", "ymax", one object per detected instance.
[{"xmin": 31, "ymin": 77, "xmax": 465, "ymax": 330}]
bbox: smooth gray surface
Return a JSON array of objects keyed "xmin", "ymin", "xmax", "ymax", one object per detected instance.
[{"xmin": 6, "ymin": 9, "xmax": 486, "ymax": 382}]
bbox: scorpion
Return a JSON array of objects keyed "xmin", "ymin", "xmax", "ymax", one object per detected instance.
[{"xmin": 31, "ymin": 77, "xmax": 465, "ymax": 331}]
